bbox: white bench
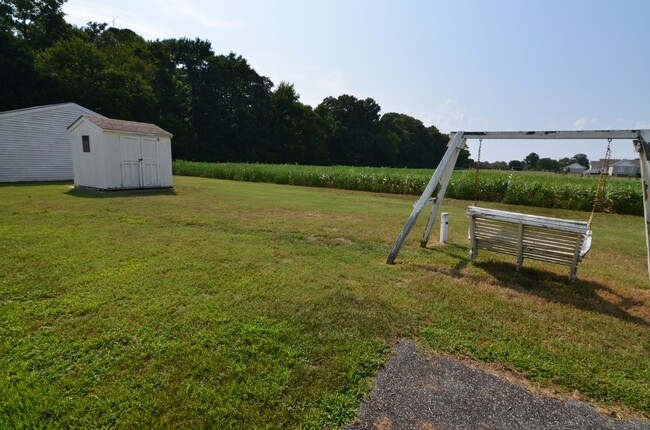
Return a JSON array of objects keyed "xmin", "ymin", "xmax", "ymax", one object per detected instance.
[{"xmin": 467, "ymin": 206, "xmax": 592, "ymax": 281}]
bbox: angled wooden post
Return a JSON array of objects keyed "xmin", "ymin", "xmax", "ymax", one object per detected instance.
[
  {"xmin": 635, "ymin": 130, "xmax": 650, "ymax": 285},
  {"xmin": 420, "ymin": 146, "xmax": 462, "ymax": 247},
  {"xmin": 386, "ymin": 132, "xmax": 466, "ymax": 264}
]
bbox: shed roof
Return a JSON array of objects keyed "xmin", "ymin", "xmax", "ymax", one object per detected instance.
[
  {"xmin": 0, "ymin": 103, "xmax": 103, "ymax": 120},
  {"xmin": 611, "ymin": 159, "xmax": 640, "ymax": 167},
  {"xmin": 70, "ymin": 116, "xmax": 173, "ymax": 137},
  {"xmin": 566, "ymin": 162, "xmax": 586, "ymax": 169}
]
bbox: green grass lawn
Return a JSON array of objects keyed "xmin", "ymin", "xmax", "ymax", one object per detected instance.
[{"xmin": 1, "ymin": 176, "xmax": 648, "ymax": 428}]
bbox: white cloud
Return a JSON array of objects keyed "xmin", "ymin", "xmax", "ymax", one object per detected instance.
[
  {"xmin": 573, "ymin": 117, "xmax": 598, "ymax": 130},
  {"xmin": 467, "ymin": 116, "xmax": 491, "ymax": 130},
  {"xmin": 161, "ymin": 0, "xmax": 245, "ymax": 29},
  {"xmin": 635, "ymin": 121, "xmax": 650, "ymax": 129},
  {"xmin": 62, "ymin": 0, "xmax": 244, "ymax": 41},
  {"xmin": 63, "ymin": 1, "xmax": 176, "ymax": 39},
  {"xmin": 415, "ymin": 99, "xmax": 490, "ymax": 132},
  {"xmin": 319, "ymin": 70, "xmax": 348, "ymax": 96},
  {"xmin": 434, "ymin": 99, "xmax": 466, "ymax": 131},
  {"xmin": 285, "ymin": 66, "xmax": 349, "ymax": 106}
]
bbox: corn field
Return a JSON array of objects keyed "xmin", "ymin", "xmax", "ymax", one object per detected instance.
[{"xmin": 173, "ymin": 161, "xmax": 643, "ymax": 216}]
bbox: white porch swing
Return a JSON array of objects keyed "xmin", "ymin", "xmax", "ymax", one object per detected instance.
[
  {"xmin": 464, "ymin": 137, "xmax": 612, "ymax": 281},
  {"xmin": 386, "ymin": 130, "xmax": 650, "ymax": 284}
]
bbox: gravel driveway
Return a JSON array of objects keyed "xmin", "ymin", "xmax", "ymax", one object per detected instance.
[{"xmin": 346, "ymin": 340, "xmax": 649, "ymax": 430}]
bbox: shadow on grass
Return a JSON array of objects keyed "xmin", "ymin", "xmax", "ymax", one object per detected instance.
[
  {"xmin": 417, "ymin": 243, "xmax": 470, "ymax": 278},
  {"xmin": 415, "ymin": 244, "xmax": 648, "ymax": 327},
  {"xmin": 475, "ymin": 261, "xmax": 650, "ymax": 328},
  {"xmin": 65, "ymin": 187, "xmax": 176, "ymax": 199},
  {"xmin": 0, "ymin": 181, "xmax": 72, "ymax": 187}
]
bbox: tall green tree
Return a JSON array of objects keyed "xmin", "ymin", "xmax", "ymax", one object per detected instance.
[
  {"xmin": 378, "ymin": 113, "xmax": 435, "ymax": 168},
  {"xmin": 91, "ymin": 27, "xmax": 157, "ymax": 120},
  {"xmin": 271, "ymin": 82, "xmax": 328, "ymax": 164},
  {"xmin": 34, "ymin": 23, "xmax": 158, "ymax": 120},
  {"xmin": 427, "ymin": 125, "xmax": 450, "ymax": 167},
  {"xmin": 148, "ymin": 38, "xmax": 214, "ymax": 160},
  {"xmin": 0, "ymin": 30, "xmax": 47, "ymax": 110},
  {"xmin": 508, "ymin": 160, "xmax": 524, "ymax": 170},
  {"xmin": 571, "ymin": 153, "xmax": 590, "ymax": 168},
  {"xmin": 490, "ymin": 161, "xmax": 508, "ymax": 170},
  {"xmin": 524, "ymin": 152, "xmax": 540, "ymax": 169},
  {"xmin": 3, "ymin": 0, "xmax": 70, "ymax": 49},
  {"xmin": 194, "ymin": 52, "xmax": 275, "ymax": 162},
  {"xmin": 538, "ymin": 158, "xmax": 561, "ymax": 172},
  {"xmin": 36, "ymin": 36, "xmax": 107, "ymax": 110},
  {"xmin": 0, "ymin": 0, "xmax": 69, "ymax": 109},
  {"xmin": 316, "ymin": 95, "xmax": 381, "ymax": 166}
]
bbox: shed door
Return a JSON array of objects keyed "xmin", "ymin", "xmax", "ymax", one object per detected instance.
[
  {"xmin": 140, "ymin": 137, "xmax": 159, "ymax": 187},
  {"xmin": 121, "ymin": 136, "xmax": 142, "ymax": 188},
  {"xmin": 120, "ymin": 135, "xmax": 161, "ymax": 188}
]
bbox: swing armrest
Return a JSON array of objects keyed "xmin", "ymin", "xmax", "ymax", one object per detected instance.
[{"xmin": 578, "ymin": 230, "xmax": 592, "ymax": 261}]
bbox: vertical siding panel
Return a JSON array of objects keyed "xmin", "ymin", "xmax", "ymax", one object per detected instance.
[
  {"xmin": 160, "ymin": 137, "xmax": 173, "ymax": 187},
  {"xmin": 0, "ymin": 104, "xmax": 104, "ymax": 182},
  {"xmin": 103, "ymin": 132, "xmax": 120, "ymax": 189}
]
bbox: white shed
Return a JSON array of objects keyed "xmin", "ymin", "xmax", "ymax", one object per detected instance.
[
  {"xmin": 0, "ymin": 103, "xmax": 104, "ymax": 182},
  {"xmin": 68, "ymin": 116, "xmax": 173, "ymax": 190}
]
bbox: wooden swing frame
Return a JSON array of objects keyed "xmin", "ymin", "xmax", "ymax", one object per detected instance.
[{"xmin": 386, "ymin": 129, "xmax": 650, "ymax": 285}]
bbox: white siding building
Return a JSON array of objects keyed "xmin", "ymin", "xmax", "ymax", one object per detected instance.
[
  {"xmin": 0, "ymin": 103, "xmax": 104, "ymax": 182},
  {"xmin": 586, "ymin": 159, "xmax": 641, "ymax": 176},
  {"xmin": 609, "ymin": 159, "xmax": 641, "ymax": 177},
  {"xmin": 68, "ymin": 116, "xmax": 173, "ymax": 190},
  {"xmin": 565, "ymin": 162, "xmax": 587, "ymax": 174}
]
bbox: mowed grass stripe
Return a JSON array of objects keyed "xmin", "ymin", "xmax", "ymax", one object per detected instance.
[{"xmin": 0, "ymin": 177, "xmax": 648, "ymax": 429}]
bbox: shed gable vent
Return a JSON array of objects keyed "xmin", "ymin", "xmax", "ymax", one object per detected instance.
[{"xmin": 82, "ymin": 135, "xmax": 90, "ymax": 152}]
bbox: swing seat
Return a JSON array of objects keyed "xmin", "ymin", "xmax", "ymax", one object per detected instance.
[{"xmin": 467, "ymin": 206, "xmax": 592, "ymax": 281}]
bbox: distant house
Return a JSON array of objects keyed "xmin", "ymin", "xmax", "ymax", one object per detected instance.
[
  {"xmin": 565, "ymin": 162, "xmax": 587, "ymax": 174},
  {"xmin": 584, "ymin": 159, "xmax": 606, "ymax": 175},
  {"xmin": 609, "ymin": 159, "xmax": 640, "ymax": 177},
  {"xmin": 0, "ymin": 103, "xmax": 104, "ymax": 182},
  {"xmin": 68, "ymin": 116, "xmax": 173, "ymax": 190},
  {"xmin": 586, "ymin": 158, "xmax": 641, "ymax": 176}
]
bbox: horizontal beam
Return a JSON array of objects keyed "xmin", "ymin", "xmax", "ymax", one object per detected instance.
[{"xmin": 451, "ymin": 130, "xmax": 645, "ymax": 140}]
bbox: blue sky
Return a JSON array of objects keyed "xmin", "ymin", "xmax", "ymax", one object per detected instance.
[{"xmin": 62, "ymin": 0, "xmax": 650, "ymax": 162}]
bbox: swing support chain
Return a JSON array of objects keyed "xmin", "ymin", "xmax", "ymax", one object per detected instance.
[{"xmin": 587, "ymin": 138, "xmax": 612, "ymax": 230}]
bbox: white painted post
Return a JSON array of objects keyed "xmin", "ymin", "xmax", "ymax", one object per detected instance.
[{"xmin": 440, "ymin": 213, "xmax": 449, "ymax": 243}]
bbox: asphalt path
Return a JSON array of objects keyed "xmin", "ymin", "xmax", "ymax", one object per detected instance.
[{"xmin": 346, "ymin": 340, "xmax": 649, "ymax": 430}]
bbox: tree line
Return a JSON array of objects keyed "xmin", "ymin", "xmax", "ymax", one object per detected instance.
[
  {"xmin": 471, "ymin": 152, "xmax": 591, "ymax": 173},
  {"xmin": 1, "ymin": 0, "xmax": 466, "ymax": 169}
]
